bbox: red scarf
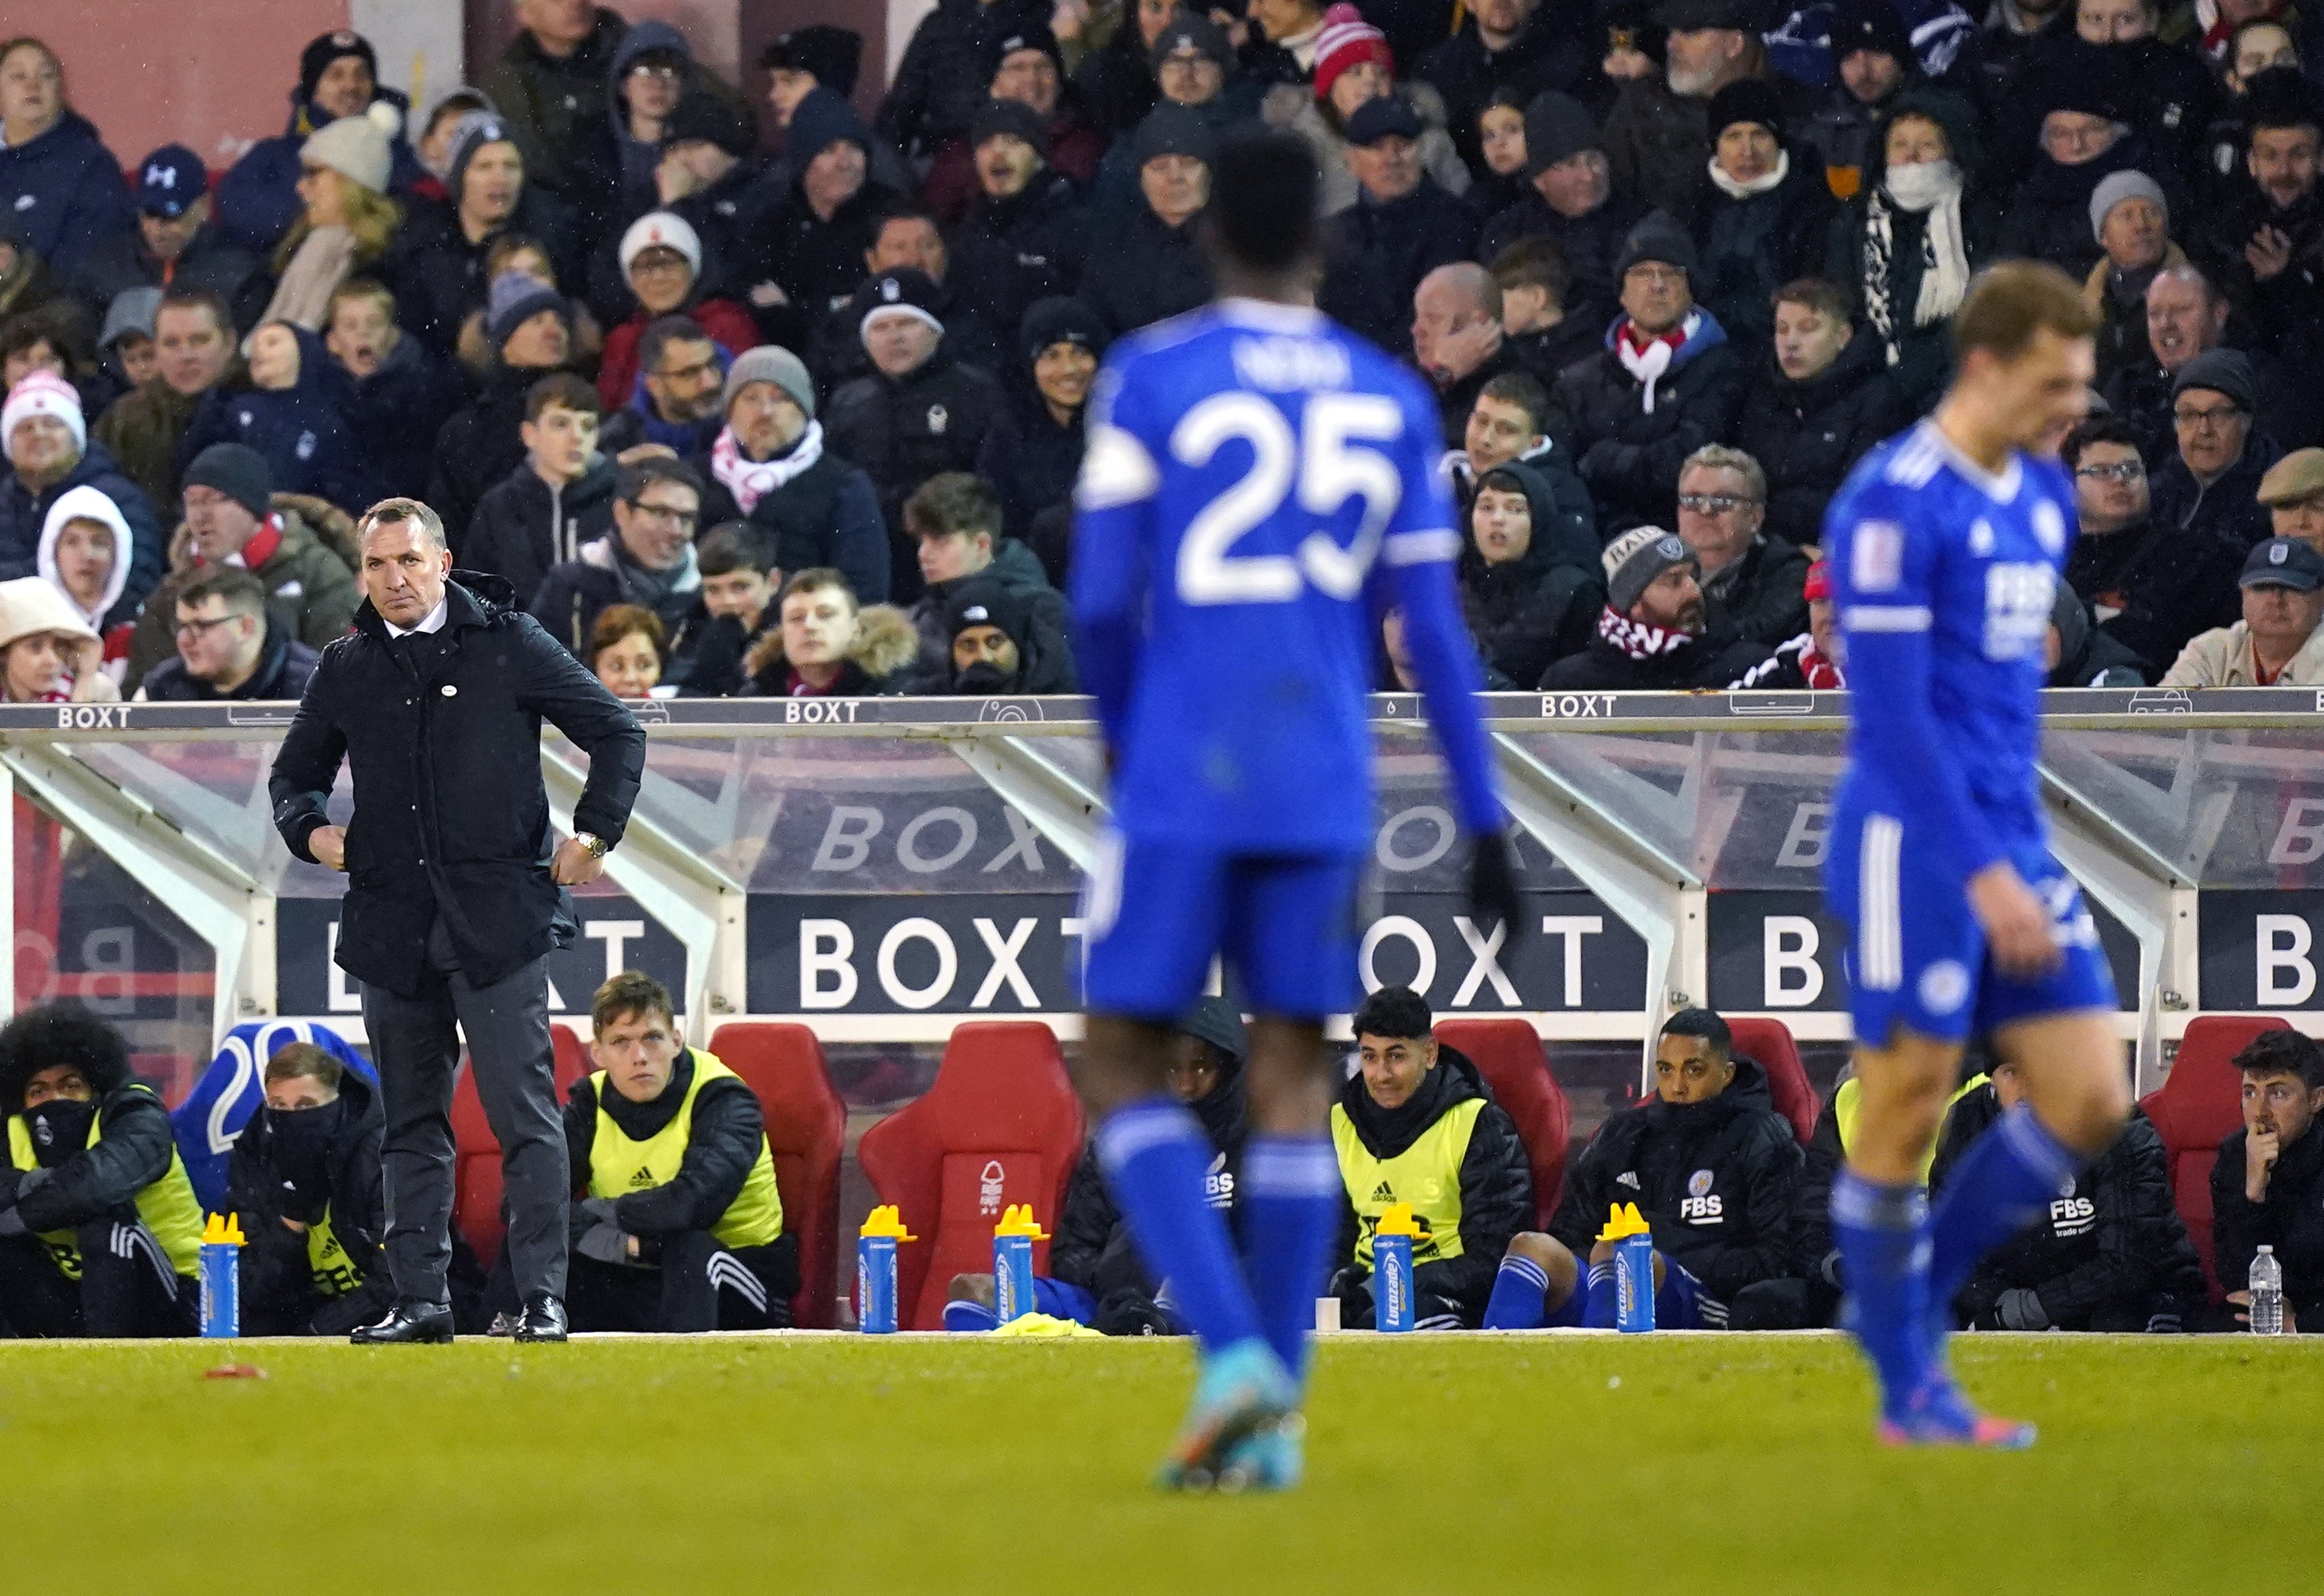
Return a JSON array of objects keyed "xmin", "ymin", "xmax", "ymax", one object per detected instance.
[
  {"xmin": 1796, "ymin": 639, "xmax": 1844, "ymax": 689},
  {"xmin": 237, "ymin": 514, "xmax": 283, "ymax": 570},
  {"xmin": 1597, "ymin": 606, "xmax": 1692, "ymax": 660},
  {"xmin": 1619, "ymin": 322, "xmax": 1685, "ymax": 358}
]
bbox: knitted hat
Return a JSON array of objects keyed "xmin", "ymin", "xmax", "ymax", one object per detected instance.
[
  {"xmin": 485, "ymin": 271, "xmax": 569, "ymax": 348},
  {"xmin": 1523, "ymin": 91, "xmax": 1600, "ymax": 175},
  {"xmin": 183, "ymin": 442, "xmax": 273, "ymax": 521},
  {"xmin": 1803, "ymin": 558, "xmax": 1831, "ymax": 601},
  {"xmin": 2259, "ymin": 447, "xmax": 2324, "ymax": 506},
  {"xmin": 619, "ymin": 211, "xmax": 703, "ymax": 279},
  {"xmin": 1133, "ymin": 102, "xmax": 1219, "ymax": 167},
  {"xmin": 943, "ymin": 575, "xmax": 1033, "ymax": 654},
  {"xmin": 1604, "ymin": 526, "xmax": 1695, "ymax": 613},
  {"xmin": 1829, "ymin": 0, "xmax": 1913, "ymax": 63},
  {"xmin": 970, "ymin": 97, "xmax": 1050, "ymax": 152},
  {"xmin": 1152, "ymin": 13, "xmax": 1234, "ymax": 71},
  {"xmin": 985, "ymin": 25, "xmax": 1065, "ymax": 80},
  {"xmin": 1708, "ymin": 78, "xmax": 1786, "ymax": 141},
  {"xmin": 2172, "ymin": 348, "xmax": 2258, "ymax": 415},
  {"xmin": 1020, "ymin": 295, "xmax": 1109, "ymax": 368},
  {"xmin": 99, "ymin": 286, "xmax": 163, "ymax": 351},
  {"xmin": 1657, "ymin": 0, "xmax": 1761, "ymax": 30},
  {"xmin": 2088, "ymin": 169, "xmax": 2167, "ymax": 242},
  {"xmin": 1345, "ymin": 95, "xmax": 1422, "ymax": 146},
  {"xmin": 301, "ymin": 114, "xmax": 392, "ymax": 195},
  {"xmin": 787, "ymin": 86, "xmax": 872, "ymax": 167},
  {"xmin": 760, "ymin": 25, "xmax": 863, "ymax": 97},
  {"xmin": 1616, "ymin": 211, "xmax": 1699, "ymax": 280},
  {"xmin": 1314, "ymin": 4, "xmax": 1394, "ymax": 104},
  {"xmin": 1, "ymin": 372, "xmax": 85, "ymax": 456},
  {"xmin": 723, "ymin": 345, "xmax": 816, "ymax": 420},
  {"xmin": 299, "ymin": 30, "xmax": 376, "ymax": 107},
  {"xmin": 852, "ymin": 269, "xmax": 946, "ymax": 342},
  {"xmin": 2038, "ymin": 52, "xmax": 2127, "ymax": 125},
  {"xmin": 666, "ymin": 92, "xmax": 750, "ymax": 157},
  {"xmin": 445, "ymin": 111, "xmax": 516, "ymax": 201}
]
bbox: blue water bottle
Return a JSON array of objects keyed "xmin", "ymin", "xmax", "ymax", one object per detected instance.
[
  {"xmin": 198, "ymin": 1212, "xmax": 244, "ymax": 1338},
  {"xmin": 1605, "ymin": 1202, "xmax": 1657, "ymax": 1334},
  {"xmin": 857, "ymin": 1205, "xmax": 915, "ymax": 1334},
  {"xmin": 1374, "ymin": 1203, "xmax": 1421, "ymax": 1333},
  {"xmin": 992, "ymin": 1204, "xmax": 1049, "ymax": 1325}
]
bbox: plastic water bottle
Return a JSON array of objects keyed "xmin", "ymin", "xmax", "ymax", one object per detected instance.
[
  {"xmin": 198, "ymin": 1212, "xmax": 244, "ymax": 1338},
  {"xmin": 991, "ymin": 1204, "xmax": 1048, "ymax": 1324},
  {"xmin": 857, "ymin": 1205, "xmax": 916, "ymax": 1334},
  {"xmin": 1601, "ymin": 1201, "xmax": 1657, "ymax": 1334},
  {"xmin": 2249, "ymin": 1245, "xmax": 2287, "ymax": 1336},
  {"xmin": 1374, "ymin": 1202, "xmax": 1422, "ymax": 1333}
]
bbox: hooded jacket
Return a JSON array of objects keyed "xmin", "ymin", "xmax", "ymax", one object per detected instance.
[
  {"xmin": 0, "ymin": 439, "xmax": 164, "ymax": 621},
  {"xmin": 605, "ymin": 21, "xmax": 695, "ymax": 211},
  {"xmin": 268, "ymin": 572, "xmax": 646, "ymax": 994},
  {"xmin": 1318, "ymin": 175, "xmax": 1481, "ymax": 358},
  {"xmin": 876, "ymin": 0, "xmax": 1058, "ymax": 158},
  {"xmin": 1458, "ymin": 460, "xmax": 1603, "ymax": 687},
  {"xmin": 1329, "ymin": 1045, "xmax": 1534, "ymax": 1328},
  {"xmin": 824, "ymin": 348, "xmax": 1006, "ymax": 598},
  {"xmin": 0, "ymin": 1014, "xmax": 184, "ymax": 1258},
  {"xmin": 35, "ymin": 482, "xmax": 133, "ymax": 632},
  {"xmin": 464, "ymin": 453, "xmax": 619, "ymax": 605},
  {"xmin": 1932, "ymin": 1087, "xmax": 2203, "ymax": 1330},
  {"xmin": 2047, "ymin": 587, "xmax": 2148, "ymax": 687},
  {"xmin": 223, "ymin": 1066, "xmax": 391, "ymax": 1334},
  {"xmin": 1555, "ymin": 307, "xmax": 1748, "ymax": 529},
  {"xmin": 124, "ymin": 504, "xmax": 359, "ymax": 693},
  {"xmin": 176, "ymin": 326, "xmax": 377, "ymax": 513},
  {"xmin": 1548, "ymin": 1054, "xmax": 1804, "ymax": 1306},
  {"xmin": 0, "ymin": 109, "xmax": 136, "ymax": 278},
  {"xmin": 215, "ymin": 87, "xmax": 424, "ymax": 254},
  {"xmin": 1077, "ymin": 200, "xmax": 1215, "ymax": 338},
  {"xmin": 477, "ymin": 5, "xmax": 629, "ymax": 206},
  {"xmin": 1733, "ymin": 332, "xmax": 1906, "ymax": 547},
  {"xmin": 2213, "ymin": 1116, "xmax": 2324, "ymax": 1325},
  {"xmin": 738, "ymin": 602, "xmax": 918, "ymax": 698}
]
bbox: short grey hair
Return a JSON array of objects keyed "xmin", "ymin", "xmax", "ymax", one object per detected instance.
[
  {"xmin": 356, "ymin": 497, "xmax": 447, "ymax": 554},
  {"xmin": 1681, "ymin": 444, "xmax": 1766, "ymax": 504}
]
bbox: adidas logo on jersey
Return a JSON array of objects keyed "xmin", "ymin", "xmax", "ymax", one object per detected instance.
[
  {"xmin": 1370, "ymin": 1180, "xmax": 1396, "ymax": 1203},
  {"xmin": 1617, "ymin": 1171, "xmax": 1640, "ymax": 1190},
  {"xmin": 628, "ymin": 1166, "xmax": 657, "ymax": 1189}
]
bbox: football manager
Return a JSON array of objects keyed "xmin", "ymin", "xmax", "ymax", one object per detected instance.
[{"xmin": 269, "ymin": 497, "xmax": 645, "ymax": 1345}]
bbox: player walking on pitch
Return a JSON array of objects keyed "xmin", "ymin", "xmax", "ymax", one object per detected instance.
[
  {"xmin": 1822, "ymin": 262, "xmax": 2130, "ymax": 1447},
  {"xmin": 1069, "ymin": 130, "xmax": 1520, "ymax": 1491}
]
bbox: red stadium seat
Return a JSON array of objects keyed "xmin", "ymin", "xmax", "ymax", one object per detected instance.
[
  {"xmin": 450, "ymin": 1022, "xmax": 591, "ymax": 1263},
  {"xmin": 2140, "ymin": 1014, "xmax": 2287, "ymax": 1300},
  {"xmin": 1725, "ymin": 1017, "xmax": 1817, "ymax": 1146},
  {"xmin": 856, "ymin": 1022, "xmax": 1085, "ymax": 1330},
  {"xmin": 1432, "ymin": 1019, "xmax": 1571, "ymax": 1228},
  {"xmin": 707, "ymin": 1023, "xmax": 848, "ymax": 1328}
]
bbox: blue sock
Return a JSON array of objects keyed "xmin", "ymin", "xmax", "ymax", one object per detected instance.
[
  {"xmin": 1579, "ymin": 1261, "xmax": 1617, "ymax": 1329},
  {"xmin": 1237, "ymin": 1134, "xmax": 1344, "ymax": 1384},
  {"xmin": 1097, "ymin": 1098, "xmax": 1263, "ymax": 1356},
  {"xmin": 942, "ymin": 1299, "xmax": 998, "ymax": 1333},
  {"xmin": 1831, "ymin": 1170, "xmax": 1930, "ymax": 1407},
  {"xmin": 1927, "ymin": 1105, "xmax": 2082, "ymax": 1315},
  {"xmin": 1482, "ymin": 1256, "xmax": 1550, "ymax": 1330}
]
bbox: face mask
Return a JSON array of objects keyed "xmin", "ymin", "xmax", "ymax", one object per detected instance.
[
  {"xmin": 265, "ymin": 1098, "xmax": 345, "ymax": 1218},
  {"xmin": 1883, "ymin": 158, "xmax": 1961, "ymax": 212},
  {"xmin": 25, "ymin": 1098, "xmax": 98, "ymax": 1168},
  {"xmin": 956, "ymin": 660, "xmax": 1017, "ymax": 694}
]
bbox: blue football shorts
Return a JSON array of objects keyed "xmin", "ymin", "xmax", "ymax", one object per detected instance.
[
  {"xmin": 1826, "ymin": 805, "xmax": 2118, "ymax": 1046},
  {"xmin": 1078, "ymin": 831, "xmax": 1368, "ymax": 1022}
]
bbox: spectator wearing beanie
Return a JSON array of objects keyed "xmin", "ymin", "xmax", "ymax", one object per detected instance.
[
  {"xmin": 824, "ymin": 270, "xmax": 1004, "ymax": 601},
  {"xmin": 1996, "ymin": 68, "xmax": 2157, "ymax": 281},
  {"xmin": 693, "ymin": 345, "xmax": 888, "ymax": 605},
  {"xmin": 426, "ymin": 270, "xmax": 579, "ymax": 546},
  {"xmin": 1412, "ymin": 0, "xmax": 1595, "ymax": 180},
  {"xmin": 256, "ymin": 111, "xmax": 402, "ymax": 334},
  {"xmin": 176, "ymin": 321, "xmax": 375, "ymax": 513},
  {"xmin": 1556, "ymin": 211, "xmax": 1747, "ymax": 530},
  {"xmin": 387, "ymin": 111, "xmax": 585, "ymax": 359},
  {"xmin": 1318, "ymin": 96, "xmax": 1480, "ymax": 357},
  {"xmin": 123, "ymin": 441, "xmax": 358, "ymax": 693},
  {"xmin": 2046, "ymin": 582, "xmax": 2148, "ymax": 687},
  {"xmin": 1601, "ymin": 0, "xmax": 1810, "ymax": 227},
  {"xmin": 1693, "ymin": 79, "xmax": 1835, "ymax": 348},
  {"xmin": 1084, "ymin": 17, "xmax": 1254, "ymax": 219},
  {"xmin": 628, "ymin": 91, "xmax": 781, "ymax": 310},
  {"xmin": 71, "ymin": 144, "xmax": 270, "ymax": 336},
  {"xmin": 1540, "ymin": 524, "xmax": 1767, "ymax": 689},
  {"xmin": 938, "ymin": 572, "xmax": 1077, "ymax": 693},
  {"xmin": 2082, "ymin": 170, "xmax": 2186, "ymax": 386},
  {"xmin": 918, "ymin": 26, "xmax": 1109, "ymax": 228},
  {"xmin": 977, "ymin": 297, "xmax": 1107, "ymax": 577},
  {"xmin": 474, "ymin": 0, "xmax": 631, "ymax": 218},
  {"xmin": 2149, "ymin": 347, "xmax": 2282, "ymax": 552},
  {"xmin": 759, "ymin": 88, "xmax": 902, "ymax": 347},
  {"xmin": 1735, "ymin": 278, "xmax": 1904, "ymax": 546},
  {"xmin": 1799, "ymin": 0, "xmax": 1922, "ymax": 202},
  {"xmin": 1477, "ymin": 91, "xmax": 1647, "ymax": 310},
  {"xmin": 1273, "ymin": 6, "xmax": 1470, "ymax": 218},
  {"xmin": 0, "ymin": 371, "xmax": 162, "ymax": 616},
  {"xmin": 946, "ymin": 99, "xmax": 1093, "ymax": 361},
  {"xmin": 597, "ymin": 212, "xmax": 760, "ymax": 412},
  {"xmin": 216, "ymin": 30, "xmax": 424, "ymax": 256},
  {"xmin": 0, "ymin": 39, "xmax": 136, "ymax": 281},
  {"xmin": 1079, "ymin": 104, "xmax": 1219, "ymax": 336},
  {"xmin": 876, "ymin": 0, "xmax": 1055, "ymax": 163}
]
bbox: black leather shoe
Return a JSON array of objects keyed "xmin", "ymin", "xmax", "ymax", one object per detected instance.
[
  {"xmin": 350, "ymin": 1299, "xmax": 454, "ymax": 1344},
  {"xmin": 513, "ymin": 1292, "xmax": 567, "ymax": 1343}
]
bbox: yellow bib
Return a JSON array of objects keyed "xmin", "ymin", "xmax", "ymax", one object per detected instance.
[
  {"xmin": 1831, "ymin": 1072, "xmax": 1988, "ymax": 1183},
  {"xmin": 1332, "ymin": 1095, "xmax": 1484, "ymax": 1270},
  {"xmin": 586, "ymin": 1051, "xmax": 782, "ymax": 1250},
  {"xmin": 7, "ymin": 1088, "xmax": 204, "ymax": 1282},
  {"xmin": 304, "ymin": 1205, "xmax": 362, "ymax": 1298}
]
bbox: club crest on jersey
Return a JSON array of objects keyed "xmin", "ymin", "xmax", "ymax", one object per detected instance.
[
  {"xmin": 2032, "ymin": 500, "xmax": 2066, "ymax": 556},
  {"xmin": 1688, "ymin": 1169, "xmax": 1713, "ymax": 1198},
  {"xmin": 1918, "ymin": 958, "xmax": 1970, "ymax": 1015},
  {"xmin": 927, "ymin": 404, "xmax": 948, "ymax": 434},
  {"xmin": 1852, "ymin": 520, "xmax": 1903, "ymax": 592}
]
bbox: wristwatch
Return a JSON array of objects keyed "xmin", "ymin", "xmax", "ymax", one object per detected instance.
[{"xmin": 573, "ymin": 831, "xmax": 611, "ymax": 859}]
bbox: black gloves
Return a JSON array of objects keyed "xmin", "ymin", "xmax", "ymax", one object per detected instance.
[{"xmin": 1468, "ymin": 831, "xmax": 1524, "ymax": 943}]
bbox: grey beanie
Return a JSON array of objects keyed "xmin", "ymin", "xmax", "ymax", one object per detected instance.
[
  {"xmin": 1603, "ymin": 525, "xmax": 1695, "ymax": 614},
  {"xmin": 2088, "ymin": 169, "xmax": 2167, "ymax": 243},
  {"xmin": 2171, "ymin": 347, "xmax": 2258, "ymax": 416},
  {"xmin": 723, "ymin": 344, "xmax": 816, "ymax": 420}
]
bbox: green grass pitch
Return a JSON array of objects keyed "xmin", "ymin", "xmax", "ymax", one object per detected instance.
[{"xmin": 6, "ymin": 1332, "xmax": 2319, "ymax": 1594}]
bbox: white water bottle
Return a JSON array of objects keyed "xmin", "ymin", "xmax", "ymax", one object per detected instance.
[{"xmin": 2249, "ymin": 1245, "xmax": 2286, "ymax": 1336}]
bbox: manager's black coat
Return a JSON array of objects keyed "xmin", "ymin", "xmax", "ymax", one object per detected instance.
[{"xmin": 268, "ymin": 572, "xmax": 645, "ymax": 997}]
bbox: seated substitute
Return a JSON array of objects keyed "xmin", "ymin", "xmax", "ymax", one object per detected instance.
[
  {"xmin": 1328, "ymin": 987, "xmax": 1532, "ymax": 1330},
  {"xmin": 1929, "ymin": 1055, "xmax": 2203, "ymax": 1332},
  {"xmin": 224, "ymin": 1041, "xmax": 394, "ymax": 1336},
  {"xmin": 0, "ymin": 1005, "xmax": 203, "ymax": 1338},
  {"xmin": 2211, "ymin": 1028, "xmax": 2324, "ymax": 1332},
  {"xmin": 1483, "ymin": 1008, "xmax": 1801, "ymax": 1330},
  {"xmin": 562, "ymin": 973, "xmax": 800, "ymax": 1332},
  {"xmin": 944, "ymin": 999, "xmax": 1249, "ymax": 1334}
]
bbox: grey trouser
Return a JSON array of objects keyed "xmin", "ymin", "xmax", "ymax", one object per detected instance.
[{"xmin": 362, "ymin": 915, "xmax": 566, "ymax": 1306}]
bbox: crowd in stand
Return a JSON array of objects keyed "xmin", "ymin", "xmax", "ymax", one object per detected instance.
[{"xmin": 5, "ymin": 0, "xmax": 2324, "ymax": 706}]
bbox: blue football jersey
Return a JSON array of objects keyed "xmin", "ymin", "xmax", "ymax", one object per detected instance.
[
  {"xmin": 1070, "ymin": 298, "xmax": 1500, "ymax": 851},
  {"xmin": 1825, "ymin": 419, "xmax": 2079, "ymax": 882}
]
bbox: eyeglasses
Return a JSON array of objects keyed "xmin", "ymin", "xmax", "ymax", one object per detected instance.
[
  {"xmin": 657, "ymin": 356, "xmax": 718, "ymax": 384},
  {"xmin": 627, "ymin": 500, "xmax": 698, "ymax": 530},
  {"xmin": 626, "ymin": 63, "xmax": 681, "ymax": 83},
  {"xmin": 1626, "ymin": 265, "xmax": 1687, "ymax": 287},
  {"xmin": 2173, "ymin": 404, "xmax": 2245, "ymax": 430},
  {"xmin": 1678, "ymin": 493, "xmax": 1757, "ymax": 515},
  {"xmin": 175, "ymin": 613, "xmax": 248, "ymax": 641},
  {"xmin": 2074, "ymin": 460, "xmax": 2145, "ymax": 481}
]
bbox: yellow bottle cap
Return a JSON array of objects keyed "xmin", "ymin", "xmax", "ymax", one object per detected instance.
[
  {"xmin": 202, "ymin": 1212, "xmax": 246, "ymax": 1246},
  {"xmin": 1375, "ymin": 1202, "xmax": 1424, "ymax": 1238},
  {"xmin": 994, "ymin": 1203, "xmax": 1049, "ymax": 1240},
  {"xmin": 1596, "ymin": 1202, "xmax": 1652, "ymax": 1244},
  {"xmin": 860, "ymin": 1204, "xmax": 917, "ymax": 1241}
]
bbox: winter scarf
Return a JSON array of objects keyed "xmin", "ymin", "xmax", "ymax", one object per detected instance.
[
  {"xmin": 1863, "ymin": 159, "xmax": 1968, "ymax": 362},
  {"xmin": 709, "ymin": 420, "xmax": 824, "ymax": 515},
  {"xmin": 259, "ymin": 224, "xmax": 358, "ymax": 332},
  {"xmin": 1597, "ymin": 605, "xmax": 1693, "ymax": 659},
  {"xmin": 1615, "ymin": 310, "xmax": 1701, "ymax": 414},
  {"xmin": 1707, "ymin": 148, "xmax": 1790, "ymax": 201}
]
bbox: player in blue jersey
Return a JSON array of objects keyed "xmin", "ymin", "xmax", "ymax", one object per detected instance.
[
  {"xmin": 1069, "ymin": 130, "xmax": 1519, "ymax": 1491},
  {"xmin": 1822, "ymin": 262, "xmax": 2132, "ymax": 1448}
]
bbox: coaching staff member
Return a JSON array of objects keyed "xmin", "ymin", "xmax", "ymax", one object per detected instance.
[{"xmin": 269, "ymin": 497, "xmax": 645, "ymax": 1345}]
